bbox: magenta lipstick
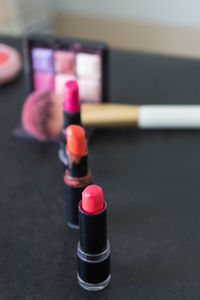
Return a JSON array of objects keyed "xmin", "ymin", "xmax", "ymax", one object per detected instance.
[
  {"xmin": 59, "ymin": 80, "xmax": 81, "ymax": 170},
  {"xmin": 64, "ymin": 125, "xmax": 92, "ymax": 229},
  {"xmin": 77, "ymin": 185, "xmax": 111, "ymax": 291}
]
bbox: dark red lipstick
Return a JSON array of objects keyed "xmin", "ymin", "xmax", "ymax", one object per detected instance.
[
  {"xmin": 64, "ymin": 125, "xmax": 92, "ymax": 229},
  {"xmin": 77, "ymin": 185, "xmax": 111, "ymax": 291},
  {"xmin": 59, "ymin": 80, "xmax": 81, "ymax": 170}
]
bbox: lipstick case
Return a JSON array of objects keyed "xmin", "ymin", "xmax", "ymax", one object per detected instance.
[
  {"xmin": 77, "ymin": 202, "xmax": 111, "ymax": 291},
  {"xmin": 64, "ymin": 153, "xmax": 92, "ymax": 229}
]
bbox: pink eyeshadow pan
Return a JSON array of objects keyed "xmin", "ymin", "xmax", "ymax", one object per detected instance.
[
  {"xmin": 78, "ymin": 78, "xmax": 101, "ymax": 102},
  {"xmin": 34, "ymin": 72, "xmax": 54, "ymax": 91},
  {"xmin": 54, "ymin": 51, "xmax": 76, "ymax": 73}
]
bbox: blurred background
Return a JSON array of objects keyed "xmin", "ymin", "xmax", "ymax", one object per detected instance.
[{"xmin": 1, "ymin": 0, "xmax": 200, "ymax": 58}]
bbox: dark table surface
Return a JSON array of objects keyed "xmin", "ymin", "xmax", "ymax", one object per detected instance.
[{"xmin": 1, "ymin": 35, "xmax": 200, "ymax": 300}]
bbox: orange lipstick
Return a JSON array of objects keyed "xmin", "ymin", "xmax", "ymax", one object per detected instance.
[
  {"xmin": 64, "ymin": 125, "xmax": 92, "ymax": 229},
  {"xmin": 66, "ymin": 125, "xmax": 87, "ymax": 156}
]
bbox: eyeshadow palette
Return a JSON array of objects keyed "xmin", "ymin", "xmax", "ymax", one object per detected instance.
[{"xmin": 23, "ymin": 35, "xmax": 109, "ymax": 103}]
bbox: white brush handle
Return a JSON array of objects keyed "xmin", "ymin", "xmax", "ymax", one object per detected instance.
[{"xmin": 138, "ymin": 105, "xmax": 200, "ymax": 128}]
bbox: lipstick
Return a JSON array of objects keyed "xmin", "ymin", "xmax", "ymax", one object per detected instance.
[
  {"xmin": 64, "ymin": 125, "xmax": 92, "ymax": 229},
  {"xmin": 77, "ymin": 185, "xmax": 111, "ymax": 291},
  {"xmin": 59, "ymin": 80, "xmax": 81, "ymax": 170}
]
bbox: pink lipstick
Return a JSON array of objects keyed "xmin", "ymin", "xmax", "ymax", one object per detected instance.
[
  {"xmin": 63, "ymin": 80, "xmax": 80, "ymax": 113},
  {"xmin": 77, "ymin": 185, "xmax": 111, "ymax": 291},
  {"xmin": 59, "ymin": 80, "xmax": 81, "ymax": 170}
]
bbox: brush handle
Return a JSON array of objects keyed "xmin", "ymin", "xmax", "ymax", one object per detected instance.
[
  {"xmin": 138, "ymin": 105, "xmax": 200, "ymax": 128},
  {"xmin": 82, "ymin": 103, "xmax": 139, "ymax": 127},
  {"xmin": 82, "ymin": 103, "xmax": 200, "ymax": 129}
]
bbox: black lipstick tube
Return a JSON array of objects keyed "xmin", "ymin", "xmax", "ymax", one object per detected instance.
[
  {"xmin": 59, "ymin": 110, "xmax": 81, "ymax": 170},
  {"xmin": 64, "ymin": 150, "xmax": 92, "ymax": 229},
  {"xmin": 77, "ymin": 202, "xmax": 111, "ymax": 291}
]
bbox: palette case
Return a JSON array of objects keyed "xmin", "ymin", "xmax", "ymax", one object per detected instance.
[
  {"xmin": 23, "ymin": 34, "xmax": 109, "ymax": 104},
  {"xmin": 13, "ymin": 34, "xmax": 109, "ymax": 142}
]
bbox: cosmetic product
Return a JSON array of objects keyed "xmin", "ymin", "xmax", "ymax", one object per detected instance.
[
  {"xmin": 81, "ymin": 103, "xmax": 200, "ymax": 129},
  {"xmin": 23, "ymin": 35, "xmax": 109, "ymax": 103},
  {"xmin": 0, "ymin": 43, "xmax": 22, "ymax": 84},
  {"xmin": 59, "ymin": 80, "xmax": 81, "ymax": 170},
  {"xmin": 77, "ymin": 184, "xmax": 111, "ymax": 291},
  {"xmin": 21, "ymin": 90, "xmax": 63, "ymax": 141},
  {"xmin": 64, "ymin": 125, "xmax": 92, "ymax": 229},
  {"xmin": 16, "ymin": 35, "xmax": 108, "ymax": 142}
]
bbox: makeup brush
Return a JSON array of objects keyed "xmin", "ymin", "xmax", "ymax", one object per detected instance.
[
  {"xmin": 81, "ymin": 103, "xmax": 200, "ymax": 129},
  {"xmin": 22, "ymin": 90, "xmax": 63, "ymax": 141}
]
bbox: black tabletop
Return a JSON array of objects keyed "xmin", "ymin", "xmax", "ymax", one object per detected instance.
[{"xmin": 1, "ymin": 36, "xmax": 200, "ymax": 300}]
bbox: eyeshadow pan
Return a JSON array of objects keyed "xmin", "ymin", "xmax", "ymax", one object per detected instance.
[
  {"xmin": 54, "ymin": 50, "xmax": 75, "ymax": 73},
  {"xmin": 32, "ymin": 48, "xmax": 54, "ymax": 73},
  {"xmin": 55, "ymin": 73, "xmax": 76, "ymax": 95},
  {"xmin": 78, "ymin": 77, "xmax": 101, "ymax": 102},
  {"xmin": 76, "ymin": 53, "xmax": 101, "ymax": 78},
  {"xmin": 33, "ymin": 72, "xmax": 54, "ymax": 91}
]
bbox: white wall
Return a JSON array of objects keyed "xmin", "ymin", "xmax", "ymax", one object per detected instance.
[{"xmin": 56, "ymin": 0, "xmax": 200, "ymax": 28}]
